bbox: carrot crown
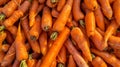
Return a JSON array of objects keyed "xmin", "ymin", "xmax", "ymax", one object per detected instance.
[
  {"xmin": 57, "ymin": 62, "xmax": 65, "ymax": 67},
  {"xmin": 0, "ymin": 25, "xmax": 5, "ymax": 32},
  {"xmin": 79, "ymin": 20, "xmax": 85, "ymax": 28},
  {"xmin": 50, "ymin": 31, "xmax": 58, "ymax": 40},
  {"xmin": 20, "ymin": 60, "xmax": 28, "ymax": 67},
  {"xmin": 51, "ymin": 0, "xmax": 58, "ymax": 4},
  {"xmin": 0, "ymin": 13, "xmax": 6, "ymax": 21}
]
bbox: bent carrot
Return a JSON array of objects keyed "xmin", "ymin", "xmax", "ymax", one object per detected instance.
[
  {"xmin": 39, "ymin": 31, "xmax": 48, "ymax": 55},
  {"xmin": 67, "ymin": 55, "xmax": 76, "ymax": 67},
  {"xmin": 41, "ymin": 6, "xmax": 52, "ymax": 31},
  {"xmin": 12, "ymin": 59, "xmax": 20, "ymax": 67},
  {"xmin": 40, "ymin": 27, "xmax": 70, "ymax": 67},
  {"xmin": 65, "ymin": 39, "xmax": 89, "ymax": 67},
  {"xmin": 29, "ymin": 15, "xmax": 41, "ymax": 40},
  {"xmin": 91, "ymin": 48, "xmax": 120, "ymax": 67},
  {"xmin": 71, "ymin": 27, "xmax": 92, "ymax": 61},
  {"xmin": 57, "ymin": 0, "xmax": 66, "ymax": 12},
  {"xmin": 72, "ymin": 0, "xmax": 84, "ymax": 21},
  {"xmin": 29, "ymin": 0, "xmax": 39, "ymax": 27}
]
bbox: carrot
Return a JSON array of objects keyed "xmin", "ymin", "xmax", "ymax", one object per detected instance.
[
  {"xmin": 39, "ymin": 0, "xmax": 46, "ymax": 3},
  {"xmin": 57, "ymin": 0, "xmax": 66, "ymax": 12},
  {"xmin": 104, "ymin": 17, "xmax": 110, "ymax": 29},
  {"xmin": 81, "ymin": 2, "xmax": 90, "ymax": 14},
  {"xmin": 39, "ymin": 31, "xmax": 48, "ymax": 55},
  {"xmin": 12, "ymin": 59, "xmax": 20, "ymax": 67},
  {"xmin": 113, "ymin": 48, "xmax": 120, "ymax": 59},
  {"xmin": 29, "ymin": 15, "xmax": 41, "ymax": 40},
  {"xmin": 15, "ymin": 24, "xmax": 28, "ymax": 61},
  {"xmin": 67, "ymin": 55, "xmax": 76, "ymax": 67},
  {"xmin": 85, "ymin": 11, "xmax": 96, "ymax": 37},
  {"xmin": 31, "ymin": 52, "xmax": 40, "ymax": 59},
  {"xmin": 91, "ymin": 48, "xmax": 120, "ymax": 67},
  {"xmin": 46, "ymin": 0, "xmax": 58, "ymax": 8},
  {"xmin": 84, "ymin": 0, "xmax": 98, "ymax": 10},
  {"xmin": 96, "ymin": 27, "xmax": 105, "ymax": 36},
  {"xmin": 65, "ymin": 39, "xmax": 89, "ymax": 67},
  {"xmin": 98, "ymin": 0, "xmax": 113, "ymax": 19},
  {"xmin": 5, "ymin": 31, "xmax": 14, "ymax": 44},
  {"xmin": 36, "ymin": 60, "xmax": 42, "ymax": 67},
  {"xmin": 50, "ymin": 59, "xmax": 57, "ymax": 67},
  {"xmin": 109, "ymin": 0, "xmax": 114, "ymax": 4},
  {"xmin": 0, "ymin": 51, "xmax": 5, "ymax": 64},
  {"xmin": 21, "ymin": 17, "xmax": 40, "ymax": 53},
  {"xmin": 57, "ymin": 46, "xmax": 66, "ymax": 64},
  {"xmin": 48, "ymin": 39, "xmax": 54, "ymax": 48},
  {"xmin": 1, "ymin": 43, "xmax": 15, "ymax": 67},
  {"xmin": 29, "ymin": 0, "xmax": 39, "ymax": 27},
  {"xmin": 40, "ymin": 27, "xmax": 70, "ymax": 67},
  {"xmin": 94, "ymin": 6, "xmax": 105, "ymax": 31},
  {"xmin": 92, "ymin": 56, "xmax": 107, "ymax": 67},
  {"xmin": 72, "ymin": 0, "xmax": 84, "ymax": 21},
  {"xmin": 0, "ymin": 0, "xmax": 9, "ymax": 6},
  {"xmin": 27, "ymin": 54, "xmax": 37, "ymax": 67},
  {"xmin": 25, "ymin": 43, "xmax": 31, "ymax": 52},
  {"xmin": 7, "ymin": 25, "xmax": 17, "ymax": 37},
  {"xmin": 2, "ymin": 44, "xmax": 10, "ymax": 52},
  {"xmin": 71, "ymin": 27, "xmax": 92, "ymax": 61},
  {"xmin": 51, "ymin": 8, "xmax": 59, "ymax": 18},
  {"xmin": 37, "ymin": 4, "xmax": 44, "ymax": 13},
  {"xmin": 3, "ymin": 0, "xmax": 31, "ymax": 28},
  {"xmin": 41, "ymin": 6, "xmax": 52, "ymax": 31},
  {"xmin": 113, "ymin": 0, "xmax": 120, "ymax": 25},
  {"xmin": 0, "ymin": 31, "xmax": 6, "ymax": 52}
]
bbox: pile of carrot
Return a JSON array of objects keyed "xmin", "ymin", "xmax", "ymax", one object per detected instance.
[{"xmin": 0, "ymin": 0, "xmax": 120, "ymax": 67}]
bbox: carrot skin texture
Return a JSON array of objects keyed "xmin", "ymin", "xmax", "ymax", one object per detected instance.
[
  {"xmin": 0, "ymin": 51, "xmax": 5, "ymax": 64},
  {"xmin": 57, "ymin": 0, "xmax": 66, "ymax": 12},
  {"xmin": 67, "ymin": 55, "xmax": 76, "ymax": 67},
  {"xmin": 51, "ymin": 8, "xmax": 59, "ymax": 18},
  {"xmin": 40, "ymin": 27, "xmax": 70, "ymax": 67},
  {"xmin": 27, "ymin": 58, "xmax": 37, "ymax": 67},
  {"xmin": 6, "ymin": 31, "xmax": 14, "ymax": 44},
  {"xmin": 12, "ymin": 59, "xmax": 20, "ymax": 67}
]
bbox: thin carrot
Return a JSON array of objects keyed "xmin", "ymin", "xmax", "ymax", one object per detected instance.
[
  {"xmin": 92, "ymin": 56, "xmax": 107, "ymax": 67},
  {"xmin": 71, "ymin": 27, "xmax": 92, "ymax": 61},
  {"xmin": 91, "ymin": 48, "xmax": 120, "ymax": 67},
  {"xmin": 40, "ymin": 27, "xmax": 70, "ymax": 67},
  {"xmin": 51, "ymin": 8, "xmax": 59, "ymax": 18},
  {"xmin": 27, "ymin": 54, "xmax": 37, "ymax": 67},
  {"xmin": 46, "ymin": 0, "xmax": 58, "ymax": 8},
  {"xmin": 21, "ymin": 17, "xmax": 40, "ymax": 53},
  {"xmin": 72, "ymin": 0, "xmax": 84, "ymax": 21},
  {"xmin": 12, "ymin": 59, "xmax": 20, "ymax": 67},
  {"xmin": 67, "ymin": 55, "xmax": 76, "ymax": 67},
  {"xmin": 85, "ymin": 11, "xmax": 96, "ymax": 37},
  {"xmin": 5, "ymin": 31, "xmax": 14, "ymax": 44},
  {"xmin": 84, "ymin": 0, "xmax": 98, "ymax": 10},
  {"xmin": 29, "ymin": 0, "xmax": 39, "ymax": 27},
  {"xmin": 57, "ymin": 0, "xmax": 66, "ymax": 12},
  {"xmin": 41, "ymin": 6, "xmax": 52, "ymax": 31},
  {"xmin": 113, "ymin": 0, "xmax": 120, "ymax": 25},
  {"xmin": 2, "ymin": 44, "xmax": 10, "ymax": 52},
  {"xmin": 39, "ymin": 0, "xmax": 46, "ymax": 3},
  {"xmin": 98, "ymin": 0, "xmax": 113, "ymax": 19},
  {"xmin": 65, "ymin": 39, "xmax": 89, "ymax": 67},
  {"xmin": 0, "ymin": 51, "xmax": 5, "ymax": 64},
  {"xmin": 29, "ymin": 15, "xmax": 41, "ymax": 40},
  {"xmin": 0, "ymin": 0, "xmax": 9, "ymax": 6},
  {"xmin": 39, "ymin": 31, "xmax": 48, "ymax": 55}
]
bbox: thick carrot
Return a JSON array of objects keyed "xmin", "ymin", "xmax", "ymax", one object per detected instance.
[
  {"xmin": 50, "ymin": 59, "xmax": 57, "ymax": 67},
  {"xmin": 3, "ymin": 0, "xmax": 31, "ymax": 27},
  {"xmin": 71, "ymin": 27, "xmax": 92, "ymax": 61},
  {"xmin": 15, "ymin": 24, "xmax": 28, "ymax": 61},
  {"xmin": 40, "ymin": 27, "xmax": 70, "ymax": 67},
  {"xmin": 41, "ymin": 6, "xmax": 52, "ymax": 31},
  {"xmin": 57, "ymin": 0, "xmax": 66, "ymax": 12},
  {"xmin": 0, "ymin": 0, "xmax": 9, "ymax": 6},
  {"xmin": 2, "ymin": 44, "xmax": 10, "ymax": 52},
  {"xmin": 29, "ymin": 0, "xmax": 39, "ymax": 27},
  {"xmin": 0, "ymin": 51, "xmax": 5, "ymax": 64},
  {"xmin": 98, "ymin": 0, "xmax": 113, "ymax": 19},
  {"xmin": 67, "ymin": 55, "xmax": 76, "ymax": 67},
  {"xmin": 7, "ymin": 25, "xmax": 17, "ymax": 37},
  {"xmin": 72, "ymin": 0, "xmax": 84, "ymax": 21},
  {"xmin": 39, "ymin": 31, "xmax": 48, "ymax": 55},
  {"xmin": 0, "ymin": 31, "xmax": 6, "ymax": 52},
  {"xmin": 92, "ymin": 56, "xmax": 107, "ymax": 67},
  {"xmin": 113, "ymin": 0, "xmax": 120, "ymax": 25},
  {"xmin": 91, "ymin": 48, "xmax": 120, "ymax": 67},
  {"xmin": 5, "ymin": 31, "xmax": 14, "ymax": 44},
  {"xmin": 21, "ymin": 17, "xmax": 40, "ymax": 53},
  {"xmin": 85, "ymin": 11, "xmax": 96, "ymax": 37},
  {"xmin": 84, "ymin": 0, "xmax": 98, "ymax": 10},
  {"xmin": 29, "ymin": 15, "xmax": 41, "ymax": 40},
  {"xmin": 51, "ymin": 8, "xmax": 59, "ymax": 18},
  {"xmin": 27, "ymin": 54, "xmax": 37, "ymax": 67},
  {"xmin": 12, "ymin": 59, "xmax": 20, "ymax": 67},
  {"xmin": 39, "ymin": 0, "xmax": 46, "ymax": 3},
  {"xmin": 94, "ymin": 6, "xmax": 105, "ymax": 31},
  {"xmin": 65, "ymin": 39, "xmax": 89, "ymax": 67},
  {"xmin": 46, "ymin": 0, "xmax": 58, "ymax": 8}
]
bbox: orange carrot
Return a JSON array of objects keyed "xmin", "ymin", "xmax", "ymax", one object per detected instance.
[
  {"xmin": 91, "ymin": 48, "xmax": 120, "ymax": 67},
  {"xmin": 72, "ymin": 0, "xmax": 84, "ymax": 21},
  {"xmin": 113, "ymin": 48, "xmax": 120, "ymax": 59},
  {"xmin": 5, "ymin": 31, "xmax": 14, "ymax": 44},
  {"xmin": 36, "ymin": 60, "xmax": 42, "ymax": 67},
  {"xmin": 0, "ymin": 0, "xmax": 9, "ymax": 6},
  {"xmin": 57, "ymin": 0, "xmax": 66, "ymax": 12},
  {"xmin": 0, "ymin": 51, "xmax": 5, "ymax": 64},
  {"xmin": 51, "ymin": 8, "xmax": 59, "ymax": 18},
  {"xmin": 37, "ymin": 4, "xmax": 44, "ymax": 13},
  {"xmin": 104, "ymin": 18, "xmax": 110, "ymax": 29},
  {"xmin": 39, "ymin": 31, "xmax": 48, "ymax": 55},
  {"xmin": 109, "ymin": 0, "xmax": 114, "ymax": 4},
  {"xmin": 65, "ymin": 39, "xmax": 89, "ymax": 67},
  {"xmin": 84, "ymin": 0, "xmax": 98, "ymax": 10},
  {"xmin": 71, "ymin": 27, "xmax": 92, "ymax": 61},
  {"xmin": 29, "ymin": 0, "xmax": 39, "ymax": 27},
  {"xmin": 31, "ymin": 52, "xmax": 40, "ymax": 59},
  {"xmin": 39, "ymin": 0, "xmax": 46, "ymax": 3},
  {"xmin": 92, "ymin": 56, "xmax": 107, "ymax": 67},
  {"xmin": 27, "ymin": 54, "xmax": 37, "ymax": 67},
  {"xmin": 67, "ymin": 55, "xmax": 76, "ymax": 67},
  {"xmin": 15, "ymin": 24, "xmax": 28, "ymax": 61},
  {"xmin": 85, "ymin": 11, "xmax": 96, "ymax": 37},
  {"xmin": 0, "ymin": 31, "xmax": 6, "ymax": 52},
  {"xmin": 41, "ymin": 6, "xmax": 52, "ymax": 31},
  {"xmin": 21, "ymin": 17, "xmax": 40, "ymax": 53},
  {"xmin": 2, "ymin": 44, "xmax": 10, "ymax": 52},
  {"xmin": 29, "ymin": 15, "xmax": 41, "ymax": 40},
  {"xmin": 12, "ymin": 59, "xmax": 20, "ymax": 67},
  {"xmin": 98, "ymin": 0, "xmax": 113, "ymax": 19},
  {"xmin": 96, "ymin": 27, "xmax": 105, "ymax": 36},
  {"xmin": 81, "ymin": 2, "xmax": 90, "ymax": 14},
  {"xmin": 7, "ymin": 25, "xmax": 17, "ymax": 37},
  {"xmin": 40, "ymin": 27, "xmax": 70, "ymax": 67},
  {"xmin": 50, "ymin": 59, "xmax": 57, "ymax": 67},
  {"xmin": 94, "ymin": 6, "xmax": 105, "ymax": 31},
  {"xmin": 113, "ymin": 0, "xmax": 120, "ymax": 25},
  {"xmin": 46, "ymin": 0, "xmax": 58, "ymax": 8}
]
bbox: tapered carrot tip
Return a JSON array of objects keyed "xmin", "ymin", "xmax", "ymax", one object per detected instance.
[
  {"xmin": 50, "ymin": 31, "xmax": 58, "ymax": 40},
  {"xmin": 79, "ymin": 20, "xmax": 85, "ymax": 28},
  {"xmin": 91, "ymin": 54, "xmax": 96, "ymax": 59},
  {"xmin": 44, "ymin": 26, "xmax": 50, "ymax": 31},
  {"xmin": 57, "ymin": 63, "xmax": 65, "ymax": 67},
  {"xmin": 51, "ymin": 0, "xmax": 58, "ymax": 3},
  {"xmin": 0, "ymin": 25, "xmax": 5, "ymax": 32},
  {"xmin": 20, "ymin": 60, "xmax": 28, "ymax": 67},
  {"xmin": 30, "ymin": 36, "xmax": 37, "ymax": 41},
  {"xmin": 0, "ymin": 13, "xmax": 6, "ymax": 21}
]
